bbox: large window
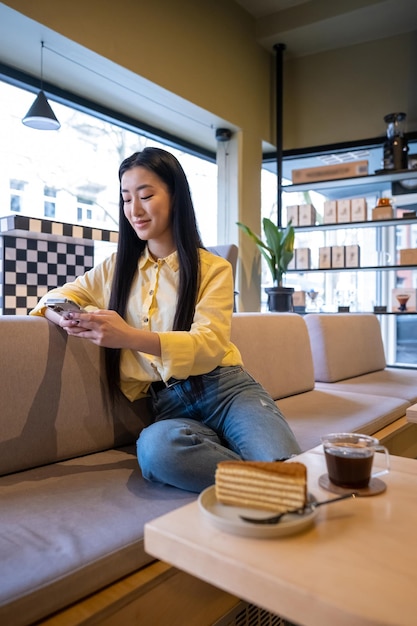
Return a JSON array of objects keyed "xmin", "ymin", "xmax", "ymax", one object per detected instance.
[
  {"xmin": 0, "ymin": 79, "xmax": 218, "ymax": 245},
  {"xmin": 9, "ymin": 178, "xmax": 25, "ymax": 213}
]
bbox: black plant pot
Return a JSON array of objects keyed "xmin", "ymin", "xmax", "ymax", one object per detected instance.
[{"xmin": 265, "ymin": 287, "xmax": 294, "ymax": 312}]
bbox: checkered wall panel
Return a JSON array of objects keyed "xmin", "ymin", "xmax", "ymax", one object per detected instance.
[
  {"xmin": 0, "ymin": 215, "xmax": 119, "ymax": 244},
  {"xmin": 2, "ymin": 236, "xmax": 94, "ymax": 315},
  {"xmin": 0, "ymin": 216, "xmax": 117, "ymax": 316}
]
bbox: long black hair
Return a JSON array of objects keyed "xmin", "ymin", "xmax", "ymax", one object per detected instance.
[{"xmin": 105, "ymin": 147, "xmax": 204, "ymax": 396}]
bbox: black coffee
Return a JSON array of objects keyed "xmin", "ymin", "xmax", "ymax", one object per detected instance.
[{"xmin": 325, "ymin": 446, "xmax": 374, "ymax": 488}]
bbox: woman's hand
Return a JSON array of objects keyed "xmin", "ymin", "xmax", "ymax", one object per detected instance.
[{"xmin": 60, "ymin": 310, "xmax": 162, "ymax": 355}]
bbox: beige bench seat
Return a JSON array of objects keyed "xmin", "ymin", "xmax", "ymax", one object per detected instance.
[
  {"xmin": 231, "ymin": 313, "xmax": 409, "ymax": 452},
  {"xmin": 278, "ymin": 388, "xmax": 407, "ymax": 451}
]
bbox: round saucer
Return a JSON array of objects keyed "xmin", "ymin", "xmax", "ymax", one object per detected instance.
[{"xmin": 318, "ymin": 474, "xmax": 387, "ymax": 497}]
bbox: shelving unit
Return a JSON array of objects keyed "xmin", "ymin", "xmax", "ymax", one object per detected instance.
[
  {"xmin": 289, "ymin": 264, "xmax": 417, "ymax": 273},
  {"xmin": 292, "ymin": 215, "xmax": 417, "ymax": 231},
  {"xmin": 280, "ymin": 149, "xmax": 417, "ymax": 367},
  {"xmin": 283, "ymin": 168, "xmax": 417, "ymax": 196}
]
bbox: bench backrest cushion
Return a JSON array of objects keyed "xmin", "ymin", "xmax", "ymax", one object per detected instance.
[
  {"xmin": 304, "ymin": 313, "xmax": 387, "ymax": 382},
  {"xmin": 0, "ymin": 317, "xmax": 150, "ymax": 476},
  {"xmin": 231, "ymin": 312, "xmax": 315, "ymax": 399}
]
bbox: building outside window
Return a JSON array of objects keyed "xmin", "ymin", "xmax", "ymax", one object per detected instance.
[
  {"xmin": 9, "ymin": 179, "xmax": 25, "ymax": 213},
  {"xmin": 77, "ymin": 197, "xmax": 93, "ymax": 222},
  {"xmin": 44, "ymin": 186, "xmax": 56, "ymax": 218}
]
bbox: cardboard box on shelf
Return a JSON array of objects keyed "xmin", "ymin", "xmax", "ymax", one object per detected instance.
[
  {"xmin": 291, "ymin": 160, "xmax": 368, "ymax": 184},
  {"xmin": 295, "ymin": 248, "xmax": 311, "ymax": 270},
  {"xmin": 286, "ymin": 205, "xmax": 299, "ymax": 226},
  {"xmin": 323, "ymin": 200, "xmax": 337, "ymax": 224},
  {"xmin": 331, "ymin": 245, "xmax": 345, "ymax": 268},
  {"xmin": 292, "ymin": 290, "xmax": 306, "ymax": 307},
  {"xmin": 372, "ymin": 198, "xmax": 393, "ymax": 220},
  {"xmin": 345, "ymin": 244, "xmax": 361, "ymax": 268},
  {"xmin": 391, "ymin": 288, "xmax": 417, "ymax": 312},
  {"xmin": 337, "ymin": 199, "xmax": 351, "ymax": 223},
  {"xmin": 351, "ymin": 198, "xmax": 367, "ymax": 222},
  {"xmin": 319, "ymin": 246, "xmax": 332, "ymax": 269},
  {"xmin": 298, "ymin": 204, "xmax": 316, "ymax": 226},
  {"xmin": 372, "ymin": 205, "xmax": 394, "ymax": 220},
  {"xmin": 400, "ymin": 248, "xmax": 417, "ymax": 265}
]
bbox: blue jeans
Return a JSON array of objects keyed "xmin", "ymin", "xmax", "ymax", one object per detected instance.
[{"xmin": 136, "ymin": 365, "xmax": 301, "ymax": 493}]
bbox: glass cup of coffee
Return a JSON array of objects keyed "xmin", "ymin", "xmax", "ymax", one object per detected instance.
[{"xmin": 321, "ymin": 433, "xmax": 390, "ymax": 489}]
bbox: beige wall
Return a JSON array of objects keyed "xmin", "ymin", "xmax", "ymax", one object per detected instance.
[{"xmin": 283, "ymin": 31, "xmax": 417, "ymax": 149}]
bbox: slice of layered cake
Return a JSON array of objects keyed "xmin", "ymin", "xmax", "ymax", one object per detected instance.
[{"xmin": 215, "ymin": 460, "xmax": 307, "ymax": 512}]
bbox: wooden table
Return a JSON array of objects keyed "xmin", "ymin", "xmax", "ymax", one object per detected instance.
[
  {"xmin": 145, "ymin": 447, "xmax": 417, "ymax": 626},
  {"xmin": 406, "ymin": 403, "xmax": 417, "ymax": 423}
]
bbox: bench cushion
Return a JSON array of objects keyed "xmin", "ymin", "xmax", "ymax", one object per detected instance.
[
  {"xmin": 305, "ymin": 313, "xmax": 386, "ymax": 382},
  {"xmin": 0, "ymin": 317, "xmax": 150, "ymax": 476},
  {"xmin": 278, "ymin": 389, "xmax": 408, "ymax": 452},
  {"xmin": 314, "ymin": 368, "xmax": 417, "ymax": 403},
  {"xmin": 0, "ymin": 446, "xmax": 196, "ymax": 626},
  {"xmin": 231, "ymin": 313, "xmax": 315, "ymax": 399}
]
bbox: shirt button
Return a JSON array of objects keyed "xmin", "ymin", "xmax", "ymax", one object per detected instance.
[
  {"xmin": 149, "ymin": 290, "xmax": 154, "ymax": 296},
  {"xmin": 143, "ymin": 317, "xmax": 149, "ymax": 323}
]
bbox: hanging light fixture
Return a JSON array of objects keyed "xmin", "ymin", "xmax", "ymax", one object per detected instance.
[{"xmin": 22, "ymin": 41, "xmax": 61, "ymax": 130}]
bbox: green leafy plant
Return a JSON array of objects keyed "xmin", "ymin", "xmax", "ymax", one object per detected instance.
[{"xmin": 237, "ymin": 218, "xmax": 295, "ymax": 287}]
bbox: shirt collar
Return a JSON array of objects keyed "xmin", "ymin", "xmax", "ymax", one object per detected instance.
[{"xmin": 139, "ymin": 245, "xmax": 179, "ymax": 272}]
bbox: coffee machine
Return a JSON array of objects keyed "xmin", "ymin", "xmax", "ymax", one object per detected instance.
[{"xmin": 382, "ymin": 112, "xmax": 408, "ymax": 171}]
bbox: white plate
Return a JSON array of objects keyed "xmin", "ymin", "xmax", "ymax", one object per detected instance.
[{"xmin": 198, "ymin": 486, "xmax": 318, "ymax": 538}]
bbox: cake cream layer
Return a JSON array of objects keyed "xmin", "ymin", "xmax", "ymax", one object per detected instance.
[{"xmin": 215, "ymin": 461, "xmax": 307, "ymax": 512}]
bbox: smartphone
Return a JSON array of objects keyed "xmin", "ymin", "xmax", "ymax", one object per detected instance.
[{"xmin": 45, "ymin": 298, "xmax": 86, "ymax": 318}]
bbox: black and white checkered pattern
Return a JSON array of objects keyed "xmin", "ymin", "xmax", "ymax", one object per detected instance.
[{"xmin": 0, "ymin": 215, "xmax": 118, "ymax": 315}]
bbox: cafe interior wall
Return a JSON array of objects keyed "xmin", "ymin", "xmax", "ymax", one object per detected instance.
[{"xmin": 281, "ymin": 30, "xmax": 417, "ymax": 149}]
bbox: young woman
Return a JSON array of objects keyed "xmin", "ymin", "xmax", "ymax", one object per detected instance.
[{"xmin": 31, "ymin": 147, "xmax": 301, "ymax": 492}]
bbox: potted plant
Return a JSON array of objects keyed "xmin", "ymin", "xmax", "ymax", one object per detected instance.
[{"xmin": 237, "ymin": 217, "xmax": 295, "ymax": 312}]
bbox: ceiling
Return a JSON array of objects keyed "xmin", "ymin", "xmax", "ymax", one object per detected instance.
[
  {"xmin": 0, "ymin": 1, "xmax": 416, "ymax": 154},
  {"xmin": 233, "ymin": 0, "xmax": 417, "ymax": 56}
]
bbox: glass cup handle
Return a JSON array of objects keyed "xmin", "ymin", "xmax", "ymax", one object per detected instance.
[{"xmin": 372, "ymin": 445, "xmax": 390, "ymax": 478}]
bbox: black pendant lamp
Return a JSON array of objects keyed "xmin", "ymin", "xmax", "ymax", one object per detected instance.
[{"xmin": 22, "ymin": 41, "xmax": 60, "ymax": 131}]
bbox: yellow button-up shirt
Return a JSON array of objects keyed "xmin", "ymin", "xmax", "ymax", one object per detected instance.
[{"xmin": 30, "ymin": 247, "xmax": 243, "ymax": 401}]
